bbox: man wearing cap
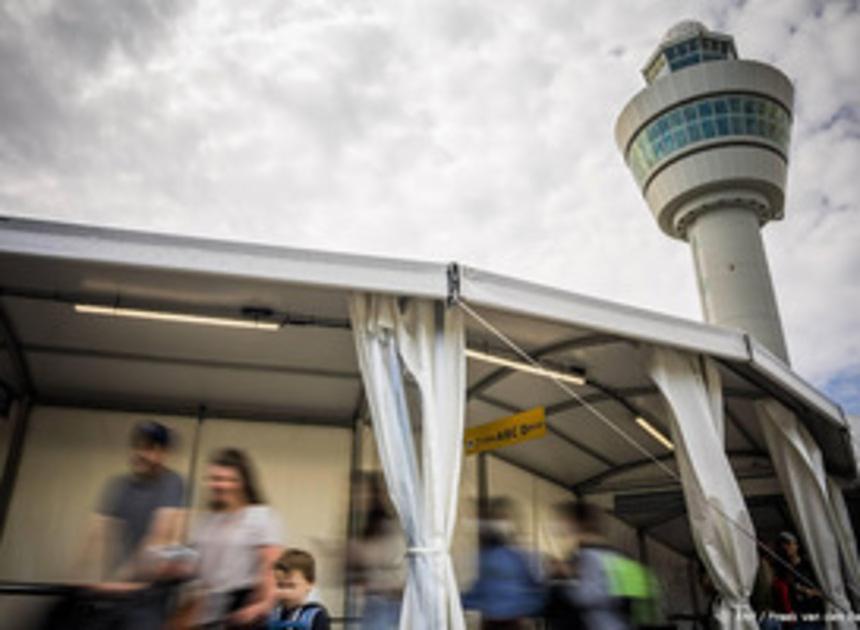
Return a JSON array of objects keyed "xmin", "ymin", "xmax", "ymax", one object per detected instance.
[{"xmin": 87, "ymin": 420, "xmax": 187, "ymax": 628}]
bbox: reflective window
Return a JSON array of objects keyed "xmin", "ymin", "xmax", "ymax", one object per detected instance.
[
  {"xmin": 644, "ymin": 36, "xmax": 736, "ymax": 84},
  {"xmin": 626, "ymin": 93, "xmax": 791, "ymax": 185}
]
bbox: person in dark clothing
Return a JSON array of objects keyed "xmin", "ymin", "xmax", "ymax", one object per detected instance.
[
  {"xmin": 550, "ymin": 501, "xmax": 663, "ymax": 630},
  {"xmin": 462, "ymin": 497, "xmax": 545, "ymax": 629},
  {"xmin": 41, "ymin": 421, "xmax": 188, "ymax": 630},
  {"xmin": 98, "ymin": 421, "xmax": 187, "ymax": 629},
  {"xmin": 268, "ymin": 549, "xmax": 331, "ymax": 630},
  {"xmin": 774, "ymin": 532, "xmax": 825, "ymax": 630},
  {"xmin": 97, "ymin": 421, "xmax": 186, "ymax": 578}
]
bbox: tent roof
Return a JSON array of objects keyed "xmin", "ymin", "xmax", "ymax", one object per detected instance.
[{"xmin": 0, "ymin": 216, "xmax": 854, "ymax": 553}]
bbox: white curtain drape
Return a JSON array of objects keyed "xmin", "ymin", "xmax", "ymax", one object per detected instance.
[
  {"xmin": 756, "ymin": 400, "xmax": 856, "ymax": 629},
  {"xmin": 645, "ymin": 347, "xmax": 758, "ymax": 630},
  {"xmin": 350, "ymin": 294, "xmax": 467, "ymax": 630},
  {"xmin": 828, "ymin": 477, "xmax": 860, "ymax": 610}
]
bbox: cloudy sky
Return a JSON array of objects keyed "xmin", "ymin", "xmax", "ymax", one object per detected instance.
[{"xmin": 1, "ymin": 0, "xmax": 858, "ymax": 412}]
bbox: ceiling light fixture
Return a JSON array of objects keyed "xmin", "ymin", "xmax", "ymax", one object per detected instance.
[
  {"xmin": 74, "ymin": 304, "xmax": 280, "ymax": 331},
  {"xmin": 635, "ymin": 416, "xmax": 674, "ymax": 451},
  {"xmin": 465, "ymin": 348, "xmax": 586, "ymax": 386}
]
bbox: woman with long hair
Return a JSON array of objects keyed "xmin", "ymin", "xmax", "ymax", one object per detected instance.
[{"xmin": 189, "ymin": 448, "xmax": 283, "ymax": 629}]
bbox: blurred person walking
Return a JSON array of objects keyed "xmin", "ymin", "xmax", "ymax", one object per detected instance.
[
  {"xmin": 186, "ymin": 448, "xmax": 283, "ymax": 629},
  {"xmin": 42, "ymin": 420, "xmax": 189, "ymax": 630},
  {"xmin": 347, "ymin": 473, "xmax": 405, "ymax": 630},
  {"xmin": 548, "ymin": 501, "xmax": 661, "ymax": 630},
  {"xmin": 461, "ymin": 497, "xmax": 546, "ymax": 629}
]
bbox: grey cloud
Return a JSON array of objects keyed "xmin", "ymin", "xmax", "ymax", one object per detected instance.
[
  {"xmin": 0, "ymin": 0, "xmax": 190, "ymax": 168},
  {"xmin": 41, "ymin": 0, "xmax": 188, "ymax": 69},
  {"xmin": 0, "ymin": 0, "xmax": 857, "ymax": 406}
]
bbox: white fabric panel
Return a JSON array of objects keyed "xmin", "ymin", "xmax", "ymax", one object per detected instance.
[
  {"xmin": 350, "ymin": 294, "xmax": 466, "ymax": 630},
  {"xmin": 192, "ymin": 418, "xmax": 351, "ymax": 616},
  {"xmin": 452, "ymin": 455, "xmax": 479, "ymax": 587},
  {"xmin": 0, "ymin": 406, "xmax": 196, "ymax": 582},
  {"xmin": 359, "ymin": 425, "xmax": 479, "ymax": 615},
  {"xmin": 756, "ymin": 400, "xmax": 856, "ymax": 628},
  {"xmin": 458, "ymin": 266, "xmax": 750, "ymax": 361},
  {"xmin": 646, "ymin": 347, "xmax": 758, "ymax": 630},
  {"xmin": 0, "ymin": 216, "xmax": 450, "ymax": 301},
  {"xmin": 828, "ymin": 478, "xmax": 860, "ymax": 609}
]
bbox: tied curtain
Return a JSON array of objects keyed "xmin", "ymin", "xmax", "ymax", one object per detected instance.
[
  {"xmin": 829, "ymin": 477, "xmax": 860, "ymax": 610},
  {"xmin": 646, "ymin": 347, "xmax": 759, "ymax": 630},
  {"xmin": 756, "ymin": 400, "xmax": 856, "ymax": 629},
  {"xmin": 350, "ymin": 294, "xmax": 467, "ymax": 630}
]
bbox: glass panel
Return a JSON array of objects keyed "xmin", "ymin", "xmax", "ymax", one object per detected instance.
[
  {"xmin": 664, "ymin": 134, "xmax": 676, "ymax": 152},
  {"xmin": 688, "ymin": 124, "xmax": 702, "ymax": 142},
  {"xmin": 626, "ymin": 93, "xmax": 791, "ymax": 183},
  {"xmin": 765, "ymin": 103, "xmax": 778, "ymax": 120},
  {"xmin": 766, "ymin": 122, "xmax": 776, "ymax": 138}
]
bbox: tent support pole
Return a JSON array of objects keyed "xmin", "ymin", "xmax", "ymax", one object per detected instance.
[
  {"xmin": 0, "ymin": 303, "xmax": 34, "ymax": 543},
  {"xmin": 478, "ymin": 453, "xmax": 489, "ymax": 518},
  {"xmin": 183, "ymin": 405, "xmax": 207, "ymax": 510},
  {"xmin": 637, "ymin": 528, "xmax": 650, "ymax": 564},
  {"xmin": 0, "ymin": 396, "xmax": 31, "ymax": 543},
  {"xmin": 344, "ymin": 389, "xmax": 365, "ymax": 625}
]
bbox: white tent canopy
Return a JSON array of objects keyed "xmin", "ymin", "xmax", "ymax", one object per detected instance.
[{"xmin": 0, "ymin": 217, "xmax": 857, "ymax": 627}]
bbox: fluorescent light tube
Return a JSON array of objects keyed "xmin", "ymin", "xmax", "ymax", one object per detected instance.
[
  {"xmin": 636, "ymin": 416, "xmax": 674, "ymax": 450},
  {"xmin": 465, "ymin": 348, "xmax": 586, "ymax": 386},
  {"xmin": 74, "ymin": 304, "xmax": 280, "ymax": 331}
]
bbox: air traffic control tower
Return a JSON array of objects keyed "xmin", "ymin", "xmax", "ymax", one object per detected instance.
[{"xmin": 616, "ymin": 21, "xmax": 793, "ymax": 362}]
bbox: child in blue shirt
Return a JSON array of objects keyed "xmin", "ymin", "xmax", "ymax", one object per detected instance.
[{"xmin": 268, "ymin": 549, "xmax": 330, "ymax": 630}]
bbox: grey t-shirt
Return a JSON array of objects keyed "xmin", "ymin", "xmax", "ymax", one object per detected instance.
[
  {"xmin": 99, "ymin": 468, "xmax": 185, "ymax": 570},
  {"xmin": 191, "ymin": 505, "xmax": 283, "ymax": 623}
]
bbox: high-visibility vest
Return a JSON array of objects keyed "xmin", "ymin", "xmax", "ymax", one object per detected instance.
[{"xmin": 602, "ymin": 553, "xmax": 662, "ymax": 626}]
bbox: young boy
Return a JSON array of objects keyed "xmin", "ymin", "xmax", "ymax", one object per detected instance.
[{"xmin": 269, "ymin": 548, "xmax": 331, "ymax": 630}]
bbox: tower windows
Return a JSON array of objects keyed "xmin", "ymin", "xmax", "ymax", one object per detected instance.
[{"xmin": 626, "ymin": 93, "xmax": 791, "ymax": 185}]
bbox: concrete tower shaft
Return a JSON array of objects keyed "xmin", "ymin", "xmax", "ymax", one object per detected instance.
[{"xmin": 615, "ymin": 22, "xmax": 793, "ymax": 362}]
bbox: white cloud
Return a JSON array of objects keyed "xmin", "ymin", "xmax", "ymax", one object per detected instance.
[{"xmin": 0, "ymin": 0, "xmax": 858, "ymax": 408}]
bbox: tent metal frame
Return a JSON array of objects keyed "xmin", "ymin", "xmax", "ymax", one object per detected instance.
[{"xmin": 0, "ymin": 215, "xmax": 855, "ymax": 590}]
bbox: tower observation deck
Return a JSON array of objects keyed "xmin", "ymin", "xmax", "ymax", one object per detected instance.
[{"xmin": 615, "ymin": 21, "xmax": 793, "ymax": 361}]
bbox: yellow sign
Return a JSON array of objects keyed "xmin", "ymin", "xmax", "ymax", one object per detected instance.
[{"xmin": 464, "ymin": 407, "xmax": 546, "ymax": 455}]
